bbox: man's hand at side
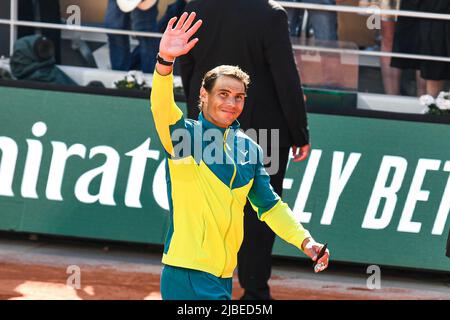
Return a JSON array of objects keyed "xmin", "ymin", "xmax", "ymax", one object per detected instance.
[
  {"xmin": 301, "ymin": 237, "xmax": 330, "ymax": 273},
  {"xmin": 292, "ymin": 144, "xmax": 310, "ymax": 162}
]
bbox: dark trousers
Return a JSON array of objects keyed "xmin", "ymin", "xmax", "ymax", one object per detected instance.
[
  {"xmin": 446, "ymin": 230, "xmax": 450, "ymax": 258},
  {"xmin": 104, "ymin": 0, "xmax": 159, "ymax": 73},
  {"xmin": 237, "ymin": 147, "xmax": 290, "ymax": 300}
]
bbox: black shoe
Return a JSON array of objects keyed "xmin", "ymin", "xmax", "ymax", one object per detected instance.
[{"xmin": 240, "ymin": 290, "xmax": 273, "ymax": 300}]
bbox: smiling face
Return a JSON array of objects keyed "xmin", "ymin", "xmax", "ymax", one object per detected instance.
[{"xmin": 200, "ymin": 75, "xmax": 246, "ymax": 128}]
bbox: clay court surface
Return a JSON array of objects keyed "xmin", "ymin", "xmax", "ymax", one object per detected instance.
[{"xmin": 0, "ymin": 234, "xmax": 449, "ymax": 300}]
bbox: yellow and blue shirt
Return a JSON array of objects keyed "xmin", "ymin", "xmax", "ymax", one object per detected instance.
[{"xmin": 150, "ymin": 71, "xmax": 311, "ymax": 278}]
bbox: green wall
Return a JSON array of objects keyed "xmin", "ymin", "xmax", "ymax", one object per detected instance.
[{"xmin": 0, "ymin": 86, "xmax": 449, "ymax": 271}]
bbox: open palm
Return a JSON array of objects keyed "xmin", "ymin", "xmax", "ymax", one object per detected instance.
[{"xmin": 159, "ymin": 12, "xmax": 203, "ymax": 60}]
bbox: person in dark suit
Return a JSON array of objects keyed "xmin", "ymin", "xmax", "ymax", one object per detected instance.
[{"xmin": 179, "ymin": 0, "xmax": 311, "ymax": 300}]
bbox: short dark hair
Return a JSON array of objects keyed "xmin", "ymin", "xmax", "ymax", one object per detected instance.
[
  {"xmin": 34, "ymin": 36, "xmax": 55, "ymax": 61},
  {"xmin": 199, "ymin": 65, "xmax": 250, "ymax": 110}
]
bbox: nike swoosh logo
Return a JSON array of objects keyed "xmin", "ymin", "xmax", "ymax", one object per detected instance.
[{"xmin": 240, "ymin": 160, "xmax": 250, "ymax": 165}]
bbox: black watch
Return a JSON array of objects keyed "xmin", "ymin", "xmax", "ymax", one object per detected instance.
[{"xmin": 156, "ymin": 53, "xmax": 174, "ymax": 66}]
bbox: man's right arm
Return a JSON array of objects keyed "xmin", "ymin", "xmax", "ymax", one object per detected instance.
[
  {"xmin": 150, "ymin": 12, "xmax": 202, "ymax": 156},
  {"xmin": 150, "ymin": 70, "xmax": 184, "ymax": 156}
]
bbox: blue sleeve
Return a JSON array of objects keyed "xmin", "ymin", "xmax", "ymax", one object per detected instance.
[
  {"xmin": 247, "ymin": 145, "xmax": 311, "ymax": 250},
  {"xmin": 247, "ymin": 146, "xmax": 280, "ymax": 218}
]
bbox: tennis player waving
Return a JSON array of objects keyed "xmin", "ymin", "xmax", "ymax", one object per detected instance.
[{"xmin": 151, "ymin": 12, "xmax": 330, "ymax": 300}]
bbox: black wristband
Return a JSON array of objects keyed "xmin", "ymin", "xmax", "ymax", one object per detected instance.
[{"xmin": 156, "ymin": 53, "xmax": 174, "ymax": 66}]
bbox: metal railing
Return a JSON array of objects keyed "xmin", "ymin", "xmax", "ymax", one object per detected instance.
[
  {"xmin": 1, "ymin": 0, "xmax": 449, "ymax": 63},
  {"xmin": 278, "ymin": 1, "xmax": 450, "ymax": 21}
]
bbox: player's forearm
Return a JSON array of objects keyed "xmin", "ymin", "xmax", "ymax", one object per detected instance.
[
  {"xmin": 152, "ymin": 54, "xmax": 176, "ymax": 107},
  {"xmin": 260, "ymin": 200, "xmax": 311, "ymax": 251},
  {"xmin": 155, "ymin": 52, "xmax": 175, "ymax": 76},
  {"xmin": 150, "ymin": 67, "xmax": 183, "ymax": 156},
  {"xmin": 150, "ymin": 68, "xmax": 175, "ymax": 114}
]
